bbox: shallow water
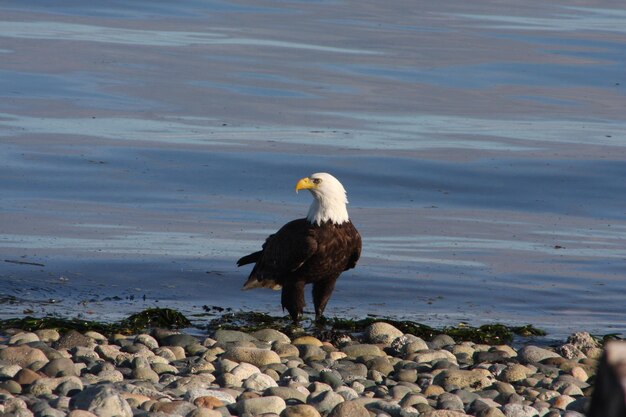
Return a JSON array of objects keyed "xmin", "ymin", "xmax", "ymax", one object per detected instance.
[{"xmin": 1, "ymin": 0, "xmax": 625, "ymax": 339}]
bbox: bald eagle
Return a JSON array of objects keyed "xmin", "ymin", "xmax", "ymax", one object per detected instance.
[{"xmin": 237, "ymin": 173, "xmax": 362, "ymax": 323}]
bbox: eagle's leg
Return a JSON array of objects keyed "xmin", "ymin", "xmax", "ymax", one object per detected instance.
[
  {"xmin": 313, "ymin": 279, "xmax": 336, "ymax": 322},
  {"xmin": 281, "ymin": 280, "xmax": 306, "ymax": 324}
]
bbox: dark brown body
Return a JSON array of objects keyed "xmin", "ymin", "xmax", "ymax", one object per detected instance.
[{"xmin": 237, "ymin": 219, "xmax": 361, "ymax": 322}]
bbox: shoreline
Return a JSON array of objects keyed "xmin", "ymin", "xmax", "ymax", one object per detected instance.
[{"xmin": 0, "ymin": 314, "xmax": 608, "ymax": 417}]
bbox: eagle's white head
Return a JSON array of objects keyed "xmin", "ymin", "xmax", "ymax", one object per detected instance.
[{"xmin": 295, "ymin": 172, "xmax": 350, "ymax": 226}]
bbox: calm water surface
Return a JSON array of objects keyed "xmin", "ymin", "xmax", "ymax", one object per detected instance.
[{"xmin": 1, "ymin": 0, "xmax": 625, "ymax": 339}]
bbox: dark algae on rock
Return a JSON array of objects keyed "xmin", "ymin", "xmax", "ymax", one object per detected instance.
[
  {"xmin": 0, "ymin": 308, "xmax": 191, "ymax": 335},
  {"xmin": 0, "ymin": 306, "xmax": 593, "ymax": 346},
  {"xmin": 206, "ymin": 310, "xmax": 547, "ymax": 345}
]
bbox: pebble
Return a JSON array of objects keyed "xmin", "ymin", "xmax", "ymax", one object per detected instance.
[
  {"xmin": 9, "ymin": 331, "xmax": 40, "ymax": 345},
  {"xmin": 518, "ymin": 346, "xmax": 560, "ymax": 364},
  {"xmin": 433, "ymin": 369, "xmax": 493, "ymax": 391},
  {"xmin": 55, "ymin": 330, "xmax": 94, "ymax": 350},
  {"xmin": 252, "ymin": 329, "xmax": 290, "ymax": 343},
  {"xmin": 328, "ymin": 400, "xmax": 369, "ymax": 417},
  {"xmin": 235, "ymin": 395, "xmax": 286, "ymax": 415},
  {"xmin": 422, "ymin": 410, "xmax": 470, "ymax": 417},
  {"xmin": 0, "ymin": 345, "xmax": 49, "ymax": 367},
  {"xmin": 222, "ymin": 346, "xmax": 281, "ymax": 366},
  {"xmin": 364, "ymin": 322, "xmax": 404, "ymax": 345},
  {"xmin": 292, "ymin": 336, "xmax": 324, "ymax": 346},
  {"xmin": 161, "ymin": 333, "xmax": 199, "ymax": 348},
  {"xmin": 69, "ymin": 385, "xmax": 133, "ymax": 417},
  {"xmin": 42, "ymin": 357, "xmax": 79, "ymax": 377},
  {"xmin": 35, "ymin": 329, "xmax": 61, "ymax": 343},
  {"xmin": 501, "ymin": 364, "xmax": 532, "ymax": 383},
  {"xmin": 213, "ymin": 329, "xmax": 258, "ymax": 344},
  {"xmin": 309, "ymin": 389, "xmax": 344, "ymax": 414},
  {"xmin": 430, "ymin": 334, "xmax": 456, "ymax": 349},
  {"xmin": 409, "ymin": 349, "xmax": 457, "ymax": 364},
  {"xmin": 341, "ymin": 344, "xmax": 383, "ymax": 359},
  {"xmin": 194, "ymin": 395, "xmax": 225, "ymax": 409},
  {"xmin": 243, "ymin": 372, "xmax": 278, "ymax": 391},
  {"xmin": 283, "ymin": 404, "xmax": 321, "ymax": 417},
  {"xmin": 0, "ymin": 324, "xmax": 603, "ymax": 417},
  {"xmin": 502, "ymin": 403, "xmax": 539, "ymax": 417}
]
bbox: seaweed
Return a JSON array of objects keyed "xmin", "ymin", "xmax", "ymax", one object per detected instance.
[
  {"xmin": 0, "ymin": 308, "xmax": 192, "ymax": 335},
  {"xmin": 119, "ymin": 308, "xmax": 191, "ymax": 330},
  {"xmin": 511, "ymin": 324, "xmax": 547, "ymax": 337},
  {"xmin": 207, "ymin": 311, "xmax": 296, "ymax": 334},
  {"xmin": 0, "ymin": 306, "xmax": 555, "ymax": 344},
  {"xmin": 0, "ymin": 316, "xmax": 117, "ymax": 334},
  {"xmin": 205, "ymin": 312, "xmax": 547, "ymax": 344}
]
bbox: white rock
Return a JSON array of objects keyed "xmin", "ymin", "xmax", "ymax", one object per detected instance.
[
  {"xmin": 231, "ymin": 362, "xmax": 261, "ymax": 381},
  {"xmin": 184, "ymin": 388, "xmax": 236, "ymax": 404},
  {"xmin": 70, "ymin": 385, "xmax": 132, "ymax": 417},
  {"xmin": 0, "ymin": 363, "xmax": 22, "ymax": 378},
  {"xmin": 135, "ymin": 334, "xmax": 159, "ymax": 350},
  {"xmin": 84, "ymin": 331, "xmax": 107, "ymax": 342},
  {"xmin": 9, "ymin": 332, "xmax": 40, "ymax": 345},
  {"xmin": 243, "ymin": 372, "xmax": 278, "ymax": 391},
  {"xmin": 410, "ymin": 349, "xmax": 458, "ymax": 364},
  {"xmin": 503, "ymin": 403, "xmax": 539, "ymax": 417}
]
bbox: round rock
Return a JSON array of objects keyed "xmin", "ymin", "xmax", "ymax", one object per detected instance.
[
  {"xmin": 236, "ymin": 395, "xmax": 286, "ymax": 415},
  {"xmin": 518, "ymin": 346, "xmax": 560, "ymax": 364},
  {"xmin": 365, "ymin": 322, "xmax": 404, "ymax": 345},
  {"xmin": 54, "ymin": 330, "xmax": 94, "ymax": 350},
  {"xmin": 433, "ymin": 369, "xmax": 493, "ymax": 392},
  {"xmin": 161, "ymin": 333, "xmax": 199, "ymax": 349},
  {"xmin": 421, "ymin": 411, "xmax": 471, "ymax": 417},
  {"xmin": 42, "ymin": 358, "xmax": 79, "ymax": 377},
  {"xmin": 68, "ymin": 411, "xmax": 99, "ymax": 417},
  {"xmin": 341, "ymin": 344, "xmax": 383, "ymax": 359},
  {"xmin": 282, "ymin": 404, "xmax": 321, "ymax": 417},
  {"xmin": 328, "ymin": 400, "xmax": 370, "ymax": 417},
  {"xmin": 9, "ymin": 332, "xmax": 40, "ymax": 345},
  {"xmin": 35, "ymin": 329, "xmax": 61, "ymax": 343},
  {"xmin": 0, "ymin": 345, "xmax": 49, "ymax": 368},
  {"xmin": 243, "ymin": 372, "xmax": 278, "ymax": 391},
  {"xmin": 252, "ymin": 329, "xmax": 290, "ymax": 343},
  {"xmin": 310, "ymin": 389, "xmax": 344, "ymax": 414},
  {"xmin": 70, "ymin": 385, "xmax": 132, "ymax": 417},
  {"xmin": 501, "ymin": 364, "xmax": 532, "ymax": 383},
  {"xmin": 502, "ymin": 404, "xmax": 539, "ymax": 417},
  {"xmin": 292, "ymin": 336, "xmax": 323, "ymax": 346},
  {"xmin": 135, "ymin": 334, "xmax": 159, "ymax": 349},
  {"xmin": 429, "ymin": 334, "xmax": 456, "ymax": 349},
  {"xmin": 213, "ymin": 329, "xmax": 258, "ymax": 344},
  {"xmin": 222, "ymin": 347, "xmax": 281, "ymax": 366}
]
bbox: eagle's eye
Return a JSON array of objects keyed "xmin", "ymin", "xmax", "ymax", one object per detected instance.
[{"xmin": 312, "ymin": 178, "xmax": 322, "ymax": 185}]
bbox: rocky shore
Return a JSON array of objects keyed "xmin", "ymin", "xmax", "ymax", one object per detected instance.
[{"xmin": 0, "ymin": 322, "xmax": 602, "ymax": 417}]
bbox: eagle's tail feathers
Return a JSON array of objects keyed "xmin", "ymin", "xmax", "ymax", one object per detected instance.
[{"xmin": 237, "ymin": 251, "xmax": 262, "ymax": 267}]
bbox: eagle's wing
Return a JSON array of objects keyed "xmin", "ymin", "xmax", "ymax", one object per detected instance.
[
  {"xmin": 242, "ymin": 219, "xmax": 318, "ymax": 289},
  {"xmin": 345, "ymin": 226, "xmax": 362, "ymax": 271}
]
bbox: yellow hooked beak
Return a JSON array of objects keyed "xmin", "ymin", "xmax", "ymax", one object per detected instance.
[{"xmin": 295, "ymin": 177, "xmax": 316, "ymax": 193}]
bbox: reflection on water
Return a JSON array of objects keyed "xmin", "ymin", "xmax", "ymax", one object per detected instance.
[
  {"xmin": 0, "ymin": 21, "xmax": 374, "ymax": 54},
  {"xmin": 1, "ymin": 0, "xmax": 625, "ymax": 338},
  {"xmin": 3, "ymin": 112, "xmax": 625, "ymax": 151},
  {"xmin": 453, "ymin": 8, "xmax": 626, "ymax": 33}
]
